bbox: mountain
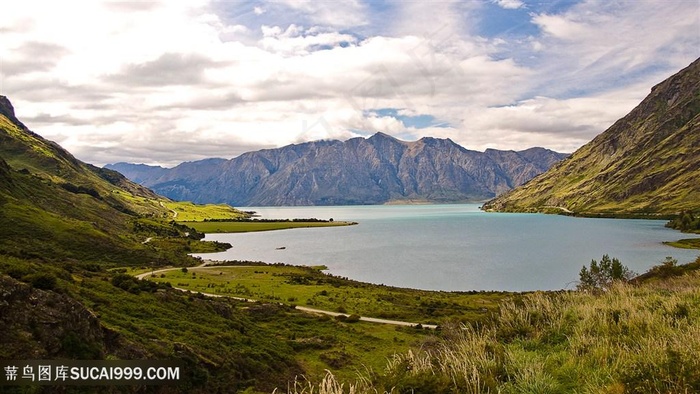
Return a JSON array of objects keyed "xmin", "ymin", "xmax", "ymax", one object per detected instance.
[
  {"xmin": 107, "ymin": 134, "xmax": 567, "ymax": 206},
  {"xmin": 482, "ymin": 58, "xmax": 700, "ymax": 216}
]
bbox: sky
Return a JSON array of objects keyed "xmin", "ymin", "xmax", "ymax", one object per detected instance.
[{"xmin": 1, "ymin": 0, "xmax": 698, "ymax": 167}]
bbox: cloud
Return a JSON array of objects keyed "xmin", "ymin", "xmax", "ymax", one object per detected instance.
[
  {"xmin": 492, "ymin": 0, "xmax": 524, "ymax": 10},
  {"xmin": 1, "ymin": 41, "xmax": 69, "ymax": 76},
  {"xmin": 266, "ymin": 0, "xmax": 368, "ymax": 28},
  {"xmin": 259, "ymin": 24, "xmax": 358, "ymax": 56},
  {"xmin": 105, "ymin": 53, "xmax": 220, "ymax": 87},
  {"xmin": 528, "ymin": 0, "xmax": 700, "ymax": 98},
  {"xmin": 0, "ymin": 0, "xmax": 697, "ymax": 167}
]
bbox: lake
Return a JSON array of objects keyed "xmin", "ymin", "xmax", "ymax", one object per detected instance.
[{"xmin": 193, "ymin": 204, "xmax": 700, "ymax": 292}]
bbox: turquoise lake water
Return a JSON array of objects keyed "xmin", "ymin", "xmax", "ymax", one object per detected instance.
[{"xmin": 194, "ymin": 204, "xmax": 700, "ymax": 291}]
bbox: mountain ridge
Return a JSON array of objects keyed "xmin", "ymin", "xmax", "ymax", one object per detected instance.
[
  {"xmin": 482, "ymin": 57, "xmax": 700, "ymax": 215},
  {"xmin": 107, "ymin": 135, "xmax": 567, "ymax": 206}
]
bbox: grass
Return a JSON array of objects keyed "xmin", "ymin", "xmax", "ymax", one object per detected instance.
[
  {"xmin": 181, "ymin": 220, "xmax": 357, "ymax": 233},
  {"xmin": 664, "ymin": 238, "xmax": 700, "ymax": 249},
  {"xmin": 287, "ymin": 264, "xmax": 700, "ymax": 393},
  {"xmin": 104, "ymin": 265, "xmax": 437, "ymax": 386},
  {"xmin": 164, "ymin": 201, "xmax": 248, "ymax": 221},
  {"xmin": 148, "ymin": 264, "xmax": 508, "ymax": 326},
  {"xmin": 293, "ymin": 256, "xmax": 698, "ymax": 393},
  {"xmin": 142, "ymin": 262, "xmax": 509, "ymax": 386}
]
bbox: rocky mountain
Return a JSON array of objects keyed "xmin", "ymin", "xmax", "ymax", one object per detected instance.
[
  {"xmin": 482, "ymin": 58, "xmax": 700, "ymax": 215},
  {"xmin": 107, "ymin": 134, "xmax": 567, "ymax": 206}
]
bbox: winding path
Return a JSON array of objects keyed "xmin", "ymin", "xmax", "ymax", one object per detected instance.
[
  {"xmin": 158, "ymin": 201, "xmax": 178, "ymax": 219},
  {"xmin": 136, "ymin": 263, "xmax": 437, "ymax": 329}
]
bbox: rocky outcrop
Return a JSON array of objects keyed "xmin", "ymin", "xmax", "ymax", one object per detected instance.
[
  {"xmin": 0, "ymin": 275, "xmax": 150, "ymax": 360},
  {"xmin": 0, "ymin": 275, "xmax": 105, "ymax": 358},
  {"xmin": 0, "ymin": 95, "xmax": 28, "ymax": 130},
  {"xmin": 108, "ymin": 134, "xmax": 566, "ymax": 206}
]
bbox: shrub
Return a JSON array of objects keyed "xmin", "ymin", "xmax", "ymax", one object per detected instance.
[
  {"xmin": 578, "ymin": 254, "xmax": 635, "ymax": 292},
  {"xmin": 666, "ymin": 211, "xmax": 700, "ymax": 232}
]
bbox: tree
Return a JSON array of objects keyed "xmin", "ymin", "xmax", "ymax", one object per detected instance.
[{"xmin": 577, "ymin": 254, "xmax": 635, "ymax": 292}]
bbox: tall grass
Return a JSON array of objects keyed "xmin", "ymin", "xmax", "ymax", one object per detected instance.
[{"xmin": 282, "ymin": 271, "xmax": 700, "ymax": 393}]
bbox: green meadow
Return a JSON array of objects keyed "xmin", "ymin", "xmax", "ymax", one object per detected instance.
[
  {"xmin": 148, "ymin": 264, "xmax": 508, "ymax": 326},
  {"xmin": 164, "ymin": 201, "xmax": 248, "ymax": 221}
]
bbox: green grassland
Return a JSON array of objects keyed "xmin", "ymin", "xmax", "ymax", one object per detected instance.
[
  {"xmin": 76, "ymin": 269, "xmax": 433, "ymax": 386},
  {"xmin": 181, "ymin": 220, "xmax": 357, "ymax": 233},
  {"xmin": 142, "ymin": 263, "xmax": 509, "ymax": 384},
  {"xmin": 148, "ymin": 264, "xmax": 508, "ymax": 326},
  {"xmin": 664, "ymin": 238, "xmax": 700, "ymax": 249},
  {"xmin": 164, "ymin": 201, "xmax": 249, "ymax": 221}
]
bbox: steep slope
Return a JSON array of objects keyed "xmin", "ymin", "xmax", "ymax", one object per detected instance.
[
  {"xmin": 108, "ymin": 133, "xmax": 567, "ymax": 206},
  {"xmin": 0, "ymin": 96, "xmax": 164, "ymax": 217},
  {"xmin": 483, "ymin": 58, "xmax": 700, "ymax": 215},
  {"xmin": 0, "ymin": 97, "xmax": 169, "ymax": 261}
]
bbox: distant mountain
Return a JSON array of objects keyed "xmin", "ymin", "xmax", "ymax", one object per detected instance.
[
  {"xmin": 107, "ymin": 135, "xmax": 567, "ymax": 206},
  {"xmin": 483, "ymin": 58, "xmax": 700, "ymax": 215}
]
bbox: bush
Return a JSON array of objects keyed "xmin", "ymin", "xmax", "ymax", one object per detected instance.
[
  {"xmin": 666, "ymin": 211, "xmax": 700, "ymax": 232},
  {"xmin": 578, "ymin": 254, "xmax": 635, "ymax": 292}
]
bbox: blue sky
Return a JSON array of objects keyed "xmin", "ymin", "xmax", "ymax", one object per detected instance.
[{"xmin": 1, "ymin": 0, "xmax": 698, "ymax": 166}]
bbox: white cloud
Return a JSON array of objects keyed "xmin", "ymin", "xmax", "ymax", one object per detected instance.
[
  {"xmin": 266, "ymin": 0, "xmax": 367, "ymax": 28},
  {"xmin": 259, "ymin": 24, "xmax": 358, "ymax": 56},
  {"xmin": 529, "ymin": 0, "xmax": 699, "ymax": 97},
  {"xmin": 493, "ymin": 0, "xmax": 524, "ymax": 10},
  {"xmin": 0, "ymin": 0, "xmax": 698, "ymax": 167}
]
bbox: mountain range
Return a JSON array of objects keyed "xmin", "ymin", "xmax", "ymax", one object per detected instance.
[
  {"xmin": 107, "ymin": 135, "xmax": 567, "ymax": 206},
  {"xmin": 483, "ymin": 57, "xmax": 700, "ymax": 215}
]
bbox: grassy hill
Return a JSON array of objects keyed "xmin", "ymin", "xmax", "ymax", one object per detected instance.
[{"xmin": 482, "ymin": 58, "xmax": 700, "ymax": 216}]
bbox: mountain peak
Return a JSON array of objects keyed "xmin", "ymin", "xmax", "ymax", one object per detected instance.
[{"xmin": 369, "ymin": 131, "xmax": 399, "ymax": 141}]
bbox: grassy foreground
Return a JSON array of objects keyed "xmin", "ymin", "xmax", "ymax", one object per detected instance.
[{"xmin": 286, "ymin": 258, "xmax": 700, "ymax": 394}]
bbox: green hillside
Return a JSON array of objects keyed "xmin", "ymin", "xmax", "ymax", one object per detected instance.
[
  {"xmin": 482, "ymin": 58, "xmax": 700, "ymax": 216},
  {"xmin": 0, "ymin": 97, "xmax": 307, "ymax": 391}
]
